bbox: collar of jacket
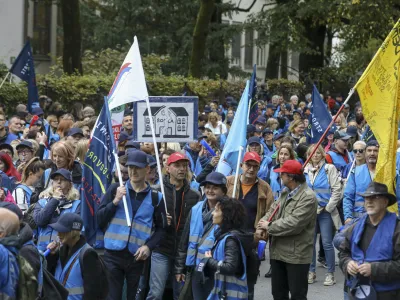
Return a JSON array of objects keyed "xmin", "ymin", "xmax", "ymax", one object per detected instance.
[
  {"xmin": 280, "ymin": 182, "xmax": 307, "ymax": 202},
  {"xmin": 126, "ymin": 180, "xmax": 151, "ymax": 195},
  {"xmin": 59, "ymin": 235, "xmax": 87, "ymax": 267},
  {"xmin": 162, "ymin": 175, "xmax": 191, "ymax": 192},
  {"xmin": 18, "ymin": 222, "xmax": 34, "ymax": 247}
]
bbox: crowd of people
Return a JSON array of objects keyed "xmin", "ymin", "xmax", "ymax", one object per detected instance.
[{"xmin": 0, "ymin": 90, "xmax": 400, "ymax": 300}]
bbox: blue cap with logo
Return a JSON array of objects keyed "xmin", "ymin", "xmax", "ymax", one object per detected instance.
[
  {"xmin": 49, "ymin": 213, "xmax": 83, "ymax": 233},
  {"xmin": 126, "ymin": 150, "xmax": 149, "ymax": 168},
  {"xmin": 200, "ymin": 172, "xmax": 227, "ymax": 187},
  {"xmin": 50, "ymin": 168, "xmax": 73, "ymax": 182}
]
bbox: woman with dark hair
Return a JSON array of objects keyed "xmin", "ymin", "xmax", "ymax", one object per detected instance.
[{"xmin": 203, "ymin": 197, "xmax": 251, "ymax": 299}]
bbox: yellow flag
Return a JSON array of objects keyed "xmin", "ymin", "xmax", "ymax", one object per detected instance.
[{"xmin": 354, "ymin": 20, "xmax": 400, "ymax": 213}]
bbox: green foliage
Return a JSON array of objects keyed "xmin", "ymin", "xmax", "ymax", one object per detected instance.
[{"xmin": 267, "ymin": 79, "xmax": 305, "ymax": 99}]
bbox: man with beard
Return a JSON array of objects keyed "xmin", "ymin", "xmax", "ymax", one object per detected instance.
[
  {"xmin": 342, "ymin": 140, "xmax": 394, "ymax": 225},
  {"xmin": 122, "ymin": 111, "xmax": 133, "ymax": 136}
]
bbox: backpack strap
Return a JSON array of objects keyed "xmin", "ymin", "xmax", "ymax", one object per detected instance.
[
  {"xmin": 62, "ymin": 253, "xmax": 80, "ymax": 286},
  {"xmin": 78, "ymin": 244, "xmax": 92, "ymax": 273}
]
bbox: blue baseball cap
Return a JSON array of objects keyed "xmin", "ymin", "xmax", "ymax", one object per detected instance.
[
  {"xmin": 67, "ymin": 128, "xmax": 84, "ymax": 137},
  {"xmin": 125, "ymin": 140, "xmax": 141, "ymax": 150},
  {"xmin": 147, "ymin": 155, "xmax": 157, "ymax": 168},
  {"xmin": 32, "ymin": 107, "xmax": 44, "ymax": 116},
  {"xmin": 247, "ymin": 124, "xmax": 256, "ymax": 134},
  {"xmin": 262, "ymin": 128, "xmax": 273, "ymax": 136},
  {"xmin": 366, "ymin": 140, "xmax": 379, "ymax": 148},
  {"xmin": 16, "ymin": 140, "xmax": 34, "ymax": 151},
  {"xmin": 119, "ymin": 131, "xmax": 133, "ymax": 143},
  {"xmin": 126, "ymin": 150, "xmax": 149, "ymax": 168},
  {"xmin": 346, "ymin": 126, "xmax": 358, "ymax": 137},
  {"xmin": 49, "ymin": 213, "xmax": 83, "ymax": 233},
  {"xmin": 266, "ymin": 104, "xmax": 276, "ymax": 110},
  {"xmin": 204, "ymin": 105, "xmax": 212, "ymax": 113},
  {"xmin": 247, "ymin": 136, "xmax": 261, "ymax": 146},
  {"xmin": 200, "ymin": 172, "xmax": 227, "ymax": 187},
  {"xmin": 255, "ymin": 116, "xmax": 266, "ymax": 124},
  {"xmin": 50, "ymin": 168, "xmax": 73, "ymax": 182}
]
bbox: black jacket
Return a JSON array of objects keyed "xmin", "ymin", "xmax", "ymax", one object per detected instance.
[
  {"xmin": 195, "ymin": 163, "xmax": 215, "ymax": 184},
  {"xmin": 18, "ymin": 222, "xmax": 41, "ymax": 275},
  {"xmin": 48, "ymin": 236, "xmax": 106, "ymax": 300},
  {"xmin": 153, "ymin": 176, "xmax": 200, "ymax": 257}
]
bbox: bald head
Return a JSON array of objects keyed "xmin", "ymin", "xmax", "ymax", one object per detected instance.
[{"xmin": 0, "ymin": 208, "xmax": 20, "ymax": 238}]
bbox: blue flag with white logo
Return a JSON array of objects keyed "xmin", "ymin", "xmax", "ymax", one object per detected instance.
[
  {"xmin": 306, "ymin": 85, "xmax": 336, "ymax": 143},
  {"xmin": 9, "ymin": 41, "xmax": 38, "ymax": 113},
  {"xmin": 216, "ymin": 81, "xmax": 250, "ymax": 176},
  {"xmin": 81, "ymin": 99, "xmax": 116, "ymax": 248},
  {"xmin": 248, "ymin": 64, "xmax": 258, "ymax": 124}
]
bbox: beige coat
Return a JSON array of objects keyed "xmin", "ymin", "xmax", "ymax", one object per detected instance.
[
  {"xmin": 303, "ymin": 161, "xmax": 343, "ymax": 230},
  {"xmin": 262, "ymin": 183, "xmax": 318, "ymax": 264}
]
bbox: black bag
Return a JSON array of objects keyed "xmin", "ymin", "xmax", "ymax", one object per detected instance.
[
  {"xmin": 246, "ymin": 248, "xmax": 261, "ymax": 285},
  {"xmin": 23, "ymin": 203, "xmax": 38, "ymax": 230}
]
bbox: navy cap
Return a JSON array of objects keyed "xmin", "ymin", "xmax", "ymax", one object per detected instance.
[
  {"xmin": 293, "ymin": 110, "xmax": 302, "ymax": 116},
  {"xmin": 126, "ymin": 150, "xmax": 149, "ymax": 168},
  {"xmin": 262, "ymin": 128, "xmax": 273, "ymax": 136},
  {"xmin": 197, "ymin": 130, "xmax": 207, "ymax": 139},
  {"xmin": 204, "ymin": 105, "xmax": 212, "ymax": 113},
  {"xmin": 32, "ymin": 119, "xmax": 43, "ymax": 126},
  {"xmin": 200, "ymin": 172, "xmax": 227, "ymax": 187},
  {"xmin": 247, "ymin": 124, "xmax": 256, "ymax": 134},
  {"xmin": 346, "ymin": 126, "xmax": 358, "ymax": 137},
  {"xmin": 230, "ymin": 101, "xmax": 238, "ymax": 107},
  {"xmin": 67, "ymin": 128, "xmax": 84, "ymax": 137},
  {"xmin": 50, "ymin": 168, "xmax": 73, "ymax": 182},
  {"xmin": 285, "ymin": 104, "xmax": 292, "ymax": 111},
  {"xmin": 255, "ymin": 116, "xmax": 266, "ymax": 124},
  {"xmin": 273, "ymin": 133, "xmax": 285, "ymax": 141},
  {"xmin": 0, "ymin": 143, "xmax": 15, "ymax": 156},
  {"xmin": 147, "ymin": 155, "xmax": 157, "ymax": 168},
  {"xmin": 49, "ymin": 213, "xmax": 83, "ymax": 233},
  {"xmin": 125, "ymin": 140, "xmax": 141, "ymax": 150},
  {"xmin": 266, "ymin": 104, "xmax": 276, "ymax": 110},
  {"xmin": 333, "ymin": 131, "xmax": 351, "ymax": 140},
  {"xmin": 16, "ymin": 140, "xmax": 34, "ymax": 151},
  {"xmin": 119, "ymin": 131, "xmax": 133, "ymax": 143},
  {"xmin": 247, "ymin": 136, "xmax": 261, "ymax": 146},
  {"xmin": 0, "ymin": 202, "xmax": 23, "ymax": 220},
  {"xmin": 32, "ymin": 107, "xmax": 44, "ymax": 116},
  {"xmin": 124, "ymin": 109, "xmax": 132, "ymax": 117},
  {"xmin": 366, "ymin": 140, "xmax": 379, "ymax": 148}
]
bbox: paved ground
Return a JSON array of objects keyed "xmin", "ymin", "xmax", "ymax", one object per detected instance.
[{"xmin": 255, "ymin": 247, "xmax": 345, "ymax": 300}]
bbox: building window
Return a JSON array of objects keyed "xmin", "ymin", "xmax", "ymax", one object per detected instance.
[
  {"xmin": 146, "ymin": 117, "xmax": 150, "ymax": 124},
  {"xmin": 231, "ymin": 33, "xmax": 241, "ymax": 65},
  {"xmin": 32, "ymin": 2, "xmax": 52, "ymax": 56},
  {"xmin": 244, "ymin": 29, "xmax": 254, "ymax": 69},
  {"xmin": 182, "ymin": 125, "xmax": 186, "ymax": 131},
  {"xmin": 177, "ymin": 118, "xmax": 181, "ymax": 124},
  {"xmin": 182, "ymin": 118, "xmax": 186, "ymax": 124},
  {"xmin": 146, "ymin": 125, "xmax": 150, "ymax": 131},
  {"xmin": 177, "ymin": 125, "xmax": 181, "ymax": 131},
  {"xmin": 257, "ymin": 46, "xmax": 265, "ymax": 67}
]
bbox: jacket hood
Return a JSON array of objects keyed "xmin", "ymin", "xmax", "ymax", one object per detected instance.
[
  {"xmin": 218, "ymin": 229, "xmax": 255, "ymax": 256},
  {"xmin": 18, "ymin": 222, "xmax": 34, "ymax": 246}
]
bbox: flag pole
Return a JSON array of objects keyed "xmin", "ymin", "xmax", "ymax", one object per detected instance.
[
  {"xmin": 145, "ymin": 96, "xmax": 168, "ymax": 213},
  {"xmin": 302, "ymin": 88, "xmax": 355, "ymax": 168},
  {"xmin": 0, "ymin": 72, "xmax": 9, "ymax": 89},
  {"xmin": 104, "ymin": 97, "xmax": 131, "ymax": 227},
  {"xmin": 232, "ymin": 146, "xmax": 244, "ymax": 199}
]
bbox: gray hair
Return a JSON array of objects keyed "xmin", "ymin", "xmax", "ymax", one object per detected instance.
[
  {"xmin": 0, "ymin": 208, "xmax": 20, "ymax": 236},
  {"xmin": 272, "ymin": 95, "xmax": 280, "ymax": 101}
]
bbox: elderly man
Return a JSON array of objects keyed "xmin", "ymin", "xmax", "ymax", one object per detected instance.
[
  {"xmin": 0, "ymin": 207, "xmax": 20, "ymax": 299},
  {"xmin": 257, "ymin": 160, "xmax": 317, "ymax": 300},
  {"xmin": 337, "ymin": 182, "xmax": 400, "ymax": 300}
]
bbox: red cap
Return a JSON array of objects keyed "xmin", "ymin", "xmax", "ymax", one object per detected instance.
[
  {"xmin": 167, "ymin": 152, "xmax": 190, "ymax": 166},
  {"xmin": 274, "ymin": 160, "xmax": 303, "ymax": 175},
  {"xmin": 243, "ymin": 151, "xmax": 261, "ymax": 164}
]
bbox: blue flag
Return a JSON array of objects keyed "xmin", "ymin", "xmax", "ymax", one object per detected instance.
[
  {"xmin": 306, "ymin": 85, "xmax": 336, "ymax": 143},
  {"xmin": 216, "ymin": 81, "xmax": 250, "ymax": 176},
  {"xmin": 248, "ymin": 64, "xmax": 258, "ymax": 124},
  {"xmin": 81, "ymin": 99, "xmax": 116, "ymax": 248},
  {"xmin": 9, "ymin": 41, "xmax": 38, "ymax": 113}
]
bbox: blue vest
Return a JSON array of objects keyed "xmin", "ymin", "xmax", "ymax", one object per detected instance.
[
  {"xmin": 257, "ymin": 156, "xmax": 271, "ymax": 182},
  {"xmin": 37, "ymin": 199, "xmax": 81, "ymax": 251},
  {"xmin": 185, "ymin": 150, "xmax": 203, "ymax": 177},
  {"xmin": 104, "ymin": 183, "xmax": 161, "ymax": 255},
  {"xmin": 263, "ymin": 143, "xmax": 276, "ymax": 159},
  {"xmin": 185, "ymin": 201, "xmax": 217, "ymax": 267},
  {"xmin": 207, "ymin": 235, "xmax": 248, "ymax": 300},
  {"xmin": 328, "ymin": 151, "xmax": 349, "ymax": 172},
  {"xmin": 305, "ymin": 165, "xmax": 331, "ymax": 207},
  {"xmin": 269, "ymin": 168, "xmax": 281, "ymax": 200},
  {"xmin": 0, "ymin": 245, "xmax": 19, "ymax": 300},
  {"xmin": 15, "ymin": 184, "xmax": 33, "ymax": 206},
  {"xmin": 349, "ymin": 213, "xmax": 400, "ymax": 292},
  {"xmin": 55, "ymin": 244, "xmax": 87, "ymax": 300}
]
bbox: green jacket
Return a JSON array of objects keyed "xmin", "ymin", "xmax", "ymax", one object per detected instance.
[{"xmin": 262, "ymin": 182, "xmax": 317, "ymax": 264}]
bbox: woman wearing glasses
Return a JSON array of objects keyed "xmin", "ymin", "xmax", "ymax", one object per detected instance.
[{"xmin": 342, "ymin": 141, "xmax": 366, "ymax": 179}]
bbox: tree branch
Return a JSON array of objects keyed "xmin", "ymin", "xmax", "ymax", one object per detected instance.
[
  {"xmin": 261, "ymin": 3, "xmax": 278, "ymax": 11},
  {"xmin": 234, "ymin": 0, "xmax": 257, "ymax": 12}
]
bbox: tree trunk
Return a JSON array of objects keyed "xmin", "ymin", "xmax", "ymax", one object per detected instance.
[
  {"xmin": 61, "ymin": 0, "xmax": 83, "ymax": 75},
  {"xmin": 189, "ymin": 0, "xmax": 216, "ymax": 78},
  {"xmin": 280, "ymin": 50, "xmax": 288, "ymax": 79},
  {"xmin": 265, "ymin": 42, "xmax": 280, "ymax": 80},
  {"xmin": 298, "ymin": 22, "xmax": 326, "ymax": 81}
]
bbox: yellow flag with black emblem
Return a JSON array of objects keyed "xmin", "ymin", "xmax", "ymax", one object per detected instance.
[{"xmin": 354, "ymin": 20, "xmax": 400, "ymax": 213}]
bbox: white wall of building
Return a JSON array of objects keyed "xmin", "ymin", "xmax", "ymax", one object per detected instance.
[{"xmin": 0, "ymin": 0, "xmax": 25, "ymax": 69}]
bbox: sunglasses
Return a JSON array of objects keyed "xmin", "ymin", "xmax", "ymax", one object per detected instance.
[{"xmin": 353, "ymin": 149, "xmax": 365, "ymax": 154}]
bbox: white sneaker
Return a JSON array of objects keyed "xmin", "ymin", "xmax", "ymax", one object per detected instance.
[
  {"xmin": 308, "ymin": 272, "xmax": 316, "ymax": 284},
  {"xmin": 324, "ymin": 273, "xmax": 336, "ymax": 286}
]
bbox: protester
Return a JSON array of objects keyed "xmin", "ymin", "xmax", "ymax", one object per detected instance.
[
  {"xmin": 304, "ymin": 144, "xmax": 343, "ymax": 286},
  {"xmin": 0, "ymin": 152, "xmax": 21, "ymax": 181},
  {"xmin": 65, "ymin": 128, "xmax": 85, "ymax": 150},
  {"xmin": 0, "ymin": 112, "xmax": 18, "ymax": 144},
  {"xmin": 246, "ymin": 137, "xmax": 272, "ymax": 182},
  {"xmin": 97, "ymin": 150, "xmax": 167, "ymax": 300},
  {"xmin": 256, "ymin": 160, "xmax": 318, "ymax": 300},
  {"xmin": 342, "ymin": 140, "xmax": 366, "ymax": 179},
  {"xmin": 122, "ymin": 111, "xmax": 133, "ymax": 136},
  {"xmin": 326, "ymin": 131, "xmax": 353, "ymax": 173},
  {"xmin": 337, "ymin": 182, "xmax": 400, "ymax": 300}
]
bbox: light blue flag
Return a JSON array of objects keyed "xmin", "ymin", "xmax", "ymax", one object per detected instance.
[{"xmin": 216, "ymin": 81, "xmax": 250, "ymax": 176}]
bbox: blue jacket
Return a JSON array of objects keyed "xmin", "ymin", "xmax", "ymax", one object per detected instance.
[
  {"xmin": 14, "ymin": 184, "xmax": 33, "ymax": 206},
  {"xmin": 104, "ymin": 181, "xmax": 162, "ymax": 255},
  {"xmin": 343, "ymin": 164, "xmax": 372, "ymax": 221},
  {"xmin": 327, "ymin": 150, "xmax": 350, "ymax": 172},
  {"xmin": 185, "ymin": 147, "xmax": 209, "ymax": 178},
  {"xmin": 207, "ymin": 234, "xmax": 248, "ymax": 300},
  {"xmin": 349, "ymin": 213, "xmax": 400, "ymax": 292},
  {"xmin": 0, "ymin": 170, "xmax": 12, "ymax": 192},
  {"xmin": 257, "ymin": 155, "xmax": 272, "ymax": 182},
  {"xmin": 35, "ymin": 198, "xmax": 81, "ymax": 251},
  {"xmin": 305, "ymin": 164, "xmax": 331, "ymax": 207},
  {"xmin": 185, "ymin": 200, "xmax": 217, "ymax": 267},
  {"xmin": 269, "ymin": 166, "xmax": 282, "ymax": 200},
  {"xmin": 55, "ymin": 244, "xmax": 87, "ymax": 300},
  {"xmin": 0, "ymin": 244, "xmax": 19, "ymax": 300}
]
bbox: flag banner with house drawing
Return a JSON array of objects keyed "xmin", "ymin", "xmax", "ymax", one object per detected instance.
[{"xmin": 133, "ymin": 96, "xmax": 198, "ymax": 142}]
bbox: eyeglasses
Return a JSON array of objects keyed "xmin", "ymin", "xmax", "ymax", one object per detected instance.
[
  {"xmin": 353, "ymin": 149, "xmax": 365, "ymax": 154},
  {"xmin": 18, "ymin": 150, "xmax": 32, "ymax": 155}
]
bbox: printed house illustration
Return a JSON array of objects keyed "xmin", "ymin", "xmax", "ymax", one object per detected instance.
[{"xmin": 143, "ymin": 106, "xmax": 189, "ymax": 138}]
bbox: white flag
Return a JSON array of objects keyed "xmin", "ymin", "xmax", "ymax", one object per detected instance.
[{"xmin": 108, "ymin": 36, "xmax": 148, "ymax": 110}]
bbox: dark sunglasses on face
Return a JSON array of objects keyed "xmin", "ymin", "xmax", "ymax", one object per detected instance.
[{"xmin": 353, "ymin": 149, "xmax": 365, "ymax": 154}]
